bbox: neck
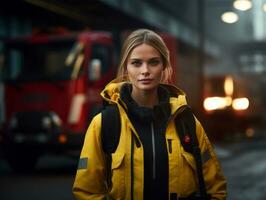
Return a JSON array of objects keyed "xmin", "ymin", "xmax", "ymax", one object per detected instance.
[{"xmin": 131, "ymin": 88, "xmax": 159, "ymax": 108}]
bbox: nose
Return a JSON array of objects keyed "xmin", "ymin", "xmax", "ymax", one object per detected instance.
[{"xmin": 141, "ymin": 63, "xmax": 150, "ymax": 76}]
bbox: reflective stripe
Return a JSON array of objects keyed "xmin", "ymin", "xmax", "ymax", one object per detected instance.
[
  {"xmin": 68, "ymin": 94, "xmax": 86, "ymax": 124},
  {"xmin": 78, "ymin": 157, "xmax": 88, "ymax": 169}
]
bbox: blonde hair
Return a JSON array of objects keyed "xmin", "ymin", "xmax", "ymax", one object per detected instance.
[{"xmin": 116, "ymin": 29, "xmax": 173, "ymax": 83}]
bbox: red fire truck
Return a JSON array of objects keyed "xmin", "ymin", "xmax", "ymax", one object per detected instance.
[
  {"xmin": 0, "ymin": 30, "xmax": 178, "ymax": 171},
  {"xmin": 1, "ymin": 31, "xmax": 117, "ymax": 171}
]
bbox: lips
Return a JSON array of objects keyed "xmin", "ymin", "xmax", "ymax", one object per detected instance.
[{"xmin": 138, "ymin": 78, "xmax": 153, "ymax": 83}]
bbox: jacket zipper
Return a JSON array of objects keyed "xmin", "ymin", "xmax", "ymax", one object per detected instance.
[{"xmin": 151, "ymin": 122, "xmax": 156, "ymax": 180}]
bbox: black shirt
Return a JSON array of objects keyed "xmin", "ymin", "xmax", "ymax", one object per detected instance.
[{"xmin": 120, "ymin": 84, "xmax": 171, "ymax": 200}]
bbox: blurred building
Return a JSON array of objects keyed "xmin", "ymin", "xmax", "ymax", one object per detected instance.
[{"xmin": 1, "ymin": 0, "xmax": 266, "ymax": 134}]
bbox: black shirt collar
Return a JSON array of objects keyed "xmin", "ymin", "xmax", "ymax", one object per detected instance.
[{"xmin": 120, "ymin": 83, "xmax": 171, "ymax": 123}]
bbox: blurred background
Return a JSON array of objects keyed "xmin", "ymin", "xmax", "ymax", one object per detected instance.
[{"xmin": 1, "ymin": 0, "xmax": 266, "ymax": 199}]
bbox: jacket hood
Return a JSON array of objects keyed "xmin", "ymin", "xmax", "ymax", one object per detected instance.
[{"xmin": 100, "ymin": 79, "xmax": 188, "ymax": 114}]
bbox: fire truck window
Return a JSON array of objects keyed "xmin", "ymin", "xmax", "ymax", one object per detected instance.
[
  {"xmin": 91, "ymin": 44, "xmax": 111, "ymax": 75},
  {"xmin": 8, "ymin": 50, "xmax": 22, "ymax": 79},
  {"xmin": 46, "ymin": 51, "xmax": 67, "ymax": 75},
  {"xmin": 3, "ymin": 40, "xmax": 77, "ymax": 82}
]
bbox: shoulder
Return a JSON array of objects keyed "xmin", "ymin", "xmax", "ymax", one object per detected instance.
[
  {"xmin": 193, "ymin": 115, "xmax": 215, "ymax": 153},
  {"xmin": 193, "ymin": 115, "xmax": 207, "ymax": 140},
  {"xmin": 84, "ymin": 112, "xmax": 102, "ymax": 139},
  {"xmin": 91, "ymin": 112, "xmax": 102, "ymax": 126}
]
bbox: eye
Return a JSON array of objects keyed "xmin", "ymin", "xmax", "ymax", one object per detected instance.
[
  {"xmin": 149, "ymin": 59, "xmax": 160, "ymax": 66},
  {"xmin": 131, "ymin": 60, "xmax": 142, "ymax": 67}
]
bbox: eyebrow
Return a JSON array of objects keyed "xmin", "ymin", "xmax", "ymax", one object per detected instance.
[{"xmin": 129, "ymin": 57, "xmax": 161, "ymax": 61}]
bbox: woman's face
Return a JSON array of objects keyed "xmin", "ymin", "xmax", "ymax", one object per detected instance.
[{"xmin": 126, "ymin": 43, "xmax": 164, "ymax": 93}]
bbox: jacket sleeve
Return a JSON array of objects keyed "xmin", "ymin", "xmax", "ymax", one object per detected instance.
[
  {"xmin": 73, "ymin": 113, "xmax": 108, "ymax": 200},
  {"xmin": 194, "ymin": 117, "xmax": 227, "ymax": 200}
]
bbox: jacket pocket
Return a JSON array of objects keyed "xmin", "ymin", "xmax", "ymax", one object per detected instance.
[
  {"xmin": 112, "ymin": 152, "xmax": 124, "ymax": 169},
  {"xmin": 109, "ymin": 152, "xmax": 125, "ymax": 200},
  {"xmin": 169, "ymin": 139, "xmax": 182, "ymax": 180},
  {"xmin": 180, "ymin": 152, "xmax": 197, "ymax": 196}
]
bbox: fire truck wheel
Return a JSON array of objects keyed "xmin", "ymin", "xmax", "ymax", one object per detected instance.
[{"xmin": 3, "ymin": 145, "xmax": 40, "ymax": 173}]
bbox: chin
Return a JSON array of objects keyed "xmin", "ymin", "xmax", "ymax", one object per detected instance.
[{"xmin": 137, "ymin": 84, "xmax": 158, "ymax": 91}]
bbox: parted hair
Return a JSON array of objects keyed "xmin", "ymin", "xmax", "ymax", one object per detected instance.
[{"xmin": 116, "ymin": 29, "xmax": 173, "ymax": 83}]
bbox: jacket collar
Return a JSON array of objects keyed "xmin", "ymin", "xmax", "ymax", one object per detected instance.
[{"xmin": 100, "ymin": 79, "xmax": 188, "ymax": 115}]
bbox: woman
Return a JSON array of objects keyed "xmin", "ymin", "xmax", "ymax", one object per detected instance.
[{"xmin": 73, "ymin": 29, "xmax": 227, "ymax": 200}]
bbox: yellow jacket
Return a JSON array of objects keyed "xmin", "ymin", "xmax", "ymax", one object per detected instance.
[{"xmin": 73, "ymin": 81, "xmax": 227, "ymax": 200}]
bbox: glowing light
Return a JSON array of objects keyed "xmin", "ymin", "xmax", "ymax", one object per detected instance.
[
  {"xmin": 59, "ymin": 134, "xmax": 67, "ymax": 144},
  {"xmin": 204, "ymin": 97, "xmax": 231, "ymax": 111},
  {"xmin": 263, "ymin": 3, "xmax": 266, "ymax": 12},
  {"xmin": 221, "ymin": 12, "xmax": 239, "ymax": 24},
  {"xmin": 225, "ymin": 96, "xmax": 233, "ymax": 106},
  {"xmin": 233, "ymin": 0, "xmax": 252, "ymax": 11},
  {"xmin": 232, "ymin": 97, "xmax": 249, "ymax": 110},
  {"xmin": 224, "ymin": 76, "xmax": 234, "ymax": 96},
  {"xmin": 42, "ymin": 117, "xmax": 52, "ymax": 129}
]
